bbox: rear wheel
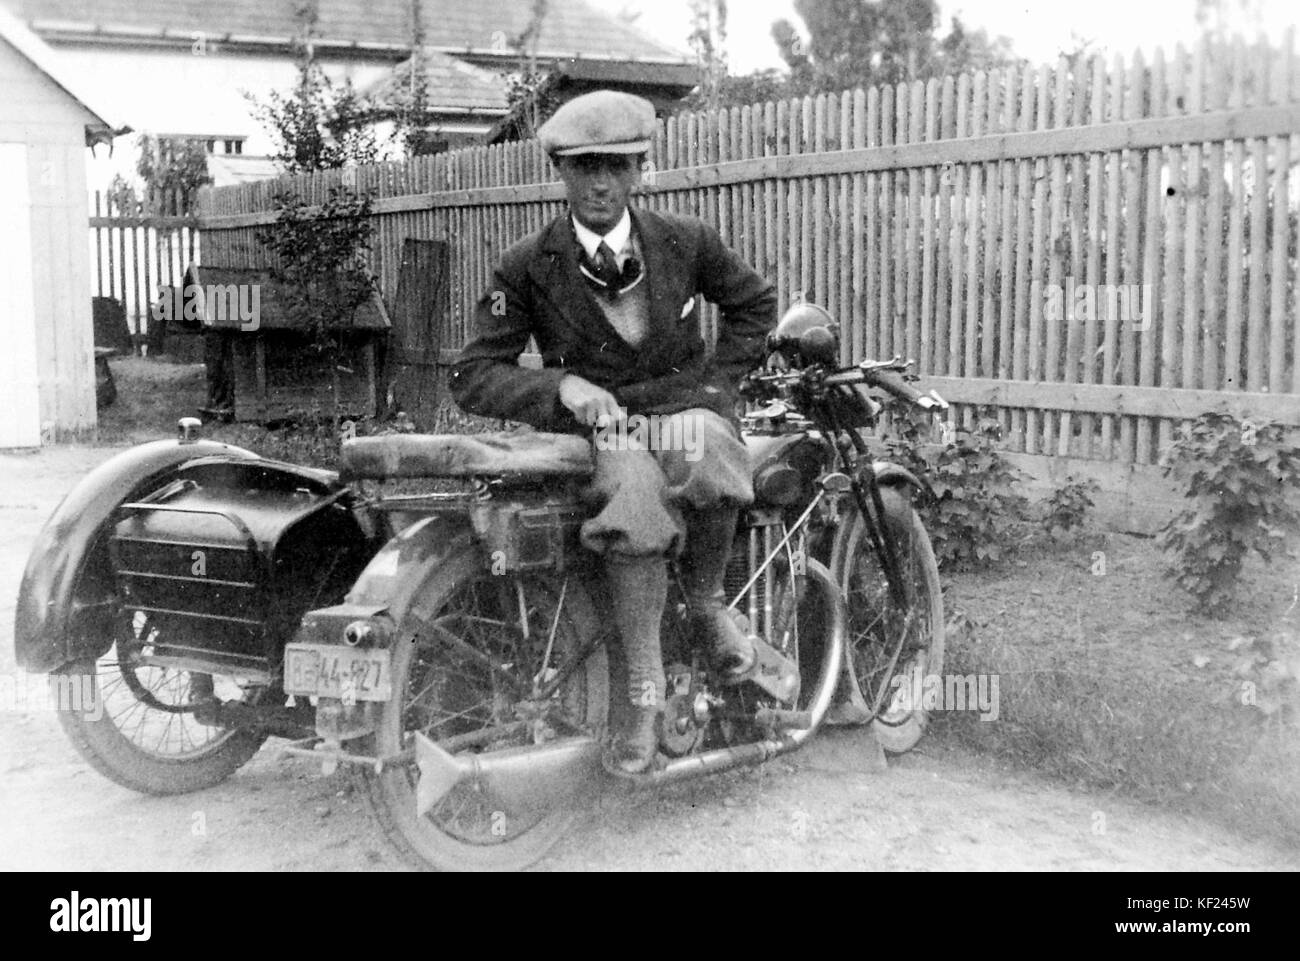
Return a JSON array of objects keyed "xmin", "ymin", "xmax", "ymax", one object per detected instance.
[
  {"xmin": 55, "ymin": 612, "xmax": 267, "ymax": 795},
  {"xmin": 837, "ymin": 487, "xmax": 944, "ymax": 754},
  {"xmin": 363, "ymin": 544, "xmax": 608, "ymax": 871}
]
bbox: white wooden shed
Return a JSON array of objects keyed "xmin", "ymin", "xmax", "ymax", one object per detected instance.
[{"xmin": 0, "ymin": 7, "xmax": 118, "ymax": 445}]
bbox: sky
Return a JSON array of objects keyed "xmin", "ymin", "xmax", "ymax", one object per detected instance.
[{"xmin": 588, "ymin": 0, "xmax": 1300, "ymax": 74}]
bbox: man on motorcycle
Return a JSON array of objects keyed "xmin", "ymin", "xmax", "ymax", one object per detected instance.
[{"xmin": 450, "ymin": 90, "xmax": 777, "ymax": 774}]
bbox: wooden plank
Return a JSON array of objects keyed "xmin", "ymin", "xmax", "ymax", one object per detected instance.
[
  {"xmin": 195, "ymin": 105, "xmax": 1300, "ymax": 230},
  {"xmin": 1026, "ymin": 64, "xmax": 1051, "ymax": 455},
  {"xmin": 993, "ymin": 68, "xmax": 1016, "ymax": 438},
  {"xmin": 920, "ymin": 79, "xmax": 939, "ymax": 374},
  {"xmin": 963, "ymin": 71, "xmax": 986, "ymax": 382},
  {"xmin": 864, "ymin": 87, "xmax": 880, "ymax": 362},
  {"xmin": 980, "ymin": 70, "xmax": 1003, "ymax": 384},
  {"xmin": 1246, "ymin": 135, "xmax": 1268, "ymax": 391},
  {"xmin": 923, "ymin": 377, "xmax": 1300, "ymax": 423},
  {"xmin": 1268, "ymin": 133, "xmax": 1290, "ymax": 392},
  {"xmin": 879, "ymin": 83, "xmax": 895, "ymax": 362},
  {"xmin": 947, "ymin": 73, "xmax": 970, "ymax": 380},
  {"xmin": 1101, "ymin": 53, "xmax": 1125, "ymax": 460},
  {"xmin": 775, "ymin": 98, "xmax": 789, "ymax": 311},
  {"xmin": 851, "ymin": 89, "xmax": 866, "ymax": 363},
  {"xmin": 1079, "ymin": 54, "xmax": 1106, "ymax": 459},
  {"xmin": 1046, "ymin": 59, "xmax": 1069, "ymax": 456},
  {"xmin": 812, "ymin": 94, "xmax": 827, "ymax": 310},
  {"xmin": 1010, "ymin": 66, "xmax": 1034, "ymax": 452},
  {"xmin": 931, "ymin": 77, "xmax": 953, "ymax": 375}
]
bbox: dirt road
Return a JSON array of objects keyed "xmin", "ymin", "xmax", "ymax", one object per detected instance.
[{"xmin": 2, "ymin": 445, "xmax": 1296, "ymax": 871}]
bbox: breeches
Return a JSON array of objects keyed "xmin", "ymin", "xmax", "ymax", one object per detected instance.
[{"xmin": 578, "ymin": 408, "xmax": 753, "ymax": 558}]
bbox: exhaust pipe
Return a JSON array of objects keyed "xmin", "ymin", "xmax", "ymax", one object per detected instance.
[
  {"xmin": 416, "ymin": 733, "xmax": 604, "ymax": 817},
  {"xmin": 416, "ymin": 558, "xmax": 846, "ymax": 810}
]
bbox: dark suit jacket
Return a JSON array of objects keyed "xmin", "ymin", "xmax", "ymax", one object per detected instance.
[{"xmin": 450, "ymin": 207, "xmax": 777, "ymax": 433}]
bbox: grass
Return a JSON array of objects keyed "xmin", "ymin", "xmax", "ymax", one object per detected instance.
[
  {"xmin": 97, "ymin": 356, "xmax": 1300, "ymax": 848},
  {"xmin": 934, "ymin": 527, "xmax": 1300, "ymax": 848}
]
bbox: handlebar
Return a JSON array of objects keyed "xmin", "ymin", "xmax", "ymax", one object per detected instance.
[{"xmin": 745, "ymin": 357, "xmax": 949, "ymax": 411}]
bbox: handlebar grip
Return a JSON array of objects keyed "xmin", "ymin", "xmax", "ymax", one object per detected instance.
[
  {"xmin": 866, "ymin": 369, "xmax": 948, "ymax": 410},
  {"xmin": 866, "ymin": 368, "xmax": 924, "ymax": 403}
]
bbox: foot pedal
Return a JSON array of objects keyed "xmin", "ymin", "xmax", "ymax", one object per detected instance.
[{"xmin": 726, "ymin": 635, "xmax": 799, "ymax": 703}]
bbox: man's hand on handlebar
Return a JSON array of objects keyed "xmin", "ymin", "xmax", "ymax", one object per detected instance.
[{"xmin": 559, "ymin": 374, "xmax": 625, "ymax": 428}]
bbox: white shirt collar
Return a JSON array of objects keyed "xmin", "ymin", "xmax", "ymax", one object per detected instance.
[{"xmin": 572, "ymin": 209, "xmax": 632, "ymax": 263}]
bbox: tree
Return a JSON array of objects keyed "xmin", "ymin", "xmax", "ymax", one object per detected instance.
[
  {"xmin": 248, "ymin": 1, "xmax": 378, "ymax": 423},
  {"xmin": 688, "ymin": 0, "xmax": 728, "ymax": 111},
  {"xmin": 245, "ymin": 1, "xmax": 377, "ymax": 173},
  {"xmin": 500, "ymin": 0, "xmax": 554, "ymax": 139},
  {"xmin": 135, "ymin": 134, "xmax": 212, "ymax": 214},
  {"xmin": 388, "ymin": 0, "xmax": 435, "ymax": 157},
  {"xmin": 771, "ymin": 0, "xmax": 1019, "ymax": 95}
]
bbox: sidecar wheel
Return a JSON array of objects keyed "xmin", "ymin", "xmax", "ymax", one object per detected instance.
[
  {"xmin": 54, "ymin": 645, "xmax": 266, "ymax": 796},
  {"xmin": 363, "ymin": 544, "xmax": 608, "ymax": 872},
  {"xmin": 837, "ymin": 488, "xmax": 945, "ymax": 754}
]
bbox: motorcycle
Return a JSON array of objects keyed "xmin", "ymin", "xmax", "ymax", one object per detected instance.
[{"xmin": 14, "ymin": 303, "xmax": 948, "ymax": 871}]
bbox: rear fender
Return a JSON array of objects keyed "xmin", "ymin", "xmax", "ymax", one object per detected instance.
[
  {"xmin": 14, "ymin": 440, "xmax": 258, "ymax": 673},
  {"xmin": 292, "ymin": 515, "xmax": 475, "ymax": 650}
]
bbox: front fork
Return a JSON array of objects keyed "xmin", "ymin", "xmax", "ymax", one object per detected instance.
[{"xmin": 833, "ymin": 429, "xmax": 910, "ymax": 611}]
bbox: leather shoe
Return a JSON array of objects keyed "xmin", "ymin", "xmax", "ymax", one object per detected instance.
[
  {"xmin": 688, "ymin": 601, "xmax": 756, "ymax": 679},
  {"xmin": 603, "ymin": 704, "xmax": 661, "ymax": 776}
]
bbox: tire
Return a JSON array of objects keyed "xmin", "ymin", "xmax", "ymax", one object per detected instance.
[
  {"xmin": 835, "ymin": 486, "xmax": 944, "ymax": 754},
  {"xmin": 55, "ymin": 628, "xmax": 267, "ymax": 795},
  {"xmin": 363, "ymin": 544, "xmax": 608, "ymax": 872}
]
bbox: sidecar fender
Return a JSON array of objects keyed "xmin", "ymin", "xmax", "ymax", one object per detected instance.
[{"xmin": 14, "ymin": 439, "xmax": 258, "ymax": 674}]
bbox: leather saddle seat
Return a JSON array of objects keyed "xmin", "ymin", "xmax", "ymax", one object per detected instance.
[{"xmin": 339, "ymin": 430, "xmax": 595, "ymax": 484}]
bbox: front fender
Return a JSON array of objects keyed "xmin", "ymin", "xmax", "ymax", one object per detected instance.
[
  {"xmin": 870, "ymin": 460, "xmax": 931, "ymax": 500},
  {"xmin": 14, "ymin": 439, "xmax": 258, "ymax": 673}
]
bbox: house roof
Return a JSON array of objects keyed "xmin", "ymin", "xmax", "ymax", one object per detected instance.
[
  {"xmin": 0, "ymin": 4, "xmax": 120, "ymax": 141},
  {"xmin": 365, "ymin": 49, "xmax": 509, "ymax": 116},
  {"xmin": 3, "ymin": 0, "xmax": 690, "ymax": 62}
]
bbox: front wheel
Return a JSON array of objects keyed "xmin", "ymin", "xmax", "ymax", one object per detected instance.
[
  {"xmin": 835, "ymin": 487, "xmax": 944, "ymax": 754},
  {"xmin": 362, "ymin": 543, "xmax": 608, "ymax": 871}
]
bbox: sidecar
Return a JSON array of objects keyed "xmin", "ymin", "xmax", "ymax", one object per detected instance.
[
  {"xmin": 13, "ymin": 425, "xmax": 388, "ymax": 794},
  {"xmin": 13, "ymin": 422, "xmax": 598, "ymax": 798}
]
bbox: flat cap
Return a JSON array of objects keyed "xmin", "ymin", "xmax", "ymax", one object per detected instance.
[{"xmin": 538, "ymin": 90, "xmax": 655, "ymax": 156}]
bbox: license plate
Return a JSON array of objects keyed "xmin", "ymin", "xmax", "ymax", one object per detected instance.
[{"xmin": 283, "ymin": 644, "xmax": 392, "ymax": 702}]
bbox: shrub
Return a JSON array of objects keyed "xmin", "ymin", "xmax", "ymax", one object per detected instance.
[
  {"xmin": 1042, "ymin": 476, "xmax": 1100, "ymax": 537},
  {"xmin": 1158, "ymin": 412, "xmax": 1300, "ymax": 614},
  {"xmin": 880, "ymin": 405, "xmax": 1029, "ymax": 569}
]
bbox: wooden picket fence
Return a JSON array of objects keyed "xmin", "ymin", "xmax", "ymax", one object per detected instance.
[
  {"xmin": 90, "ymin": 188, "xmax": 201, "ymax": 339},
  {"xmin": 197, "ymin": 33, "xmax": 1300, "ymax": 465}
]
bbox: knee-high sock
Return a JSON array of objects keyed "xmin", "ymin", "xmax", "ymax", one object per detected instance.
[
  {"xmin": 603, "ymin": 555, "xmax": 668, "ymax": 708},
  {"xmin": 679, "ymin": 506, "xmax": 740, "ymax": 608}
]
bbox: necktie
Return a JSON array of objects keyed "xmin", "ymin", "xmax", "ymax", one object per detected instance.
[{"xmin": 593, "ymin": 241, "xmax": 622, "ymax": 291}]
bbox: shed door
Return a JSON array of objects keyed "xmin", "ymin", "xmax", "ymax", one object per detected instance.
[{"xmin": 0, "ymin": 143, "xmax": 41, "ymax": 447}]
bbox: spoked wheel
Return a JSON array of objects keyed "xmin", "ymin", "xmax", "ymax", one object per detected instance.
[
  {"xmin": 56, "ymin": 611, "xmax": 267, "ymax": 794},
  {"xmin": 836, "ymin": 487, "xmax": 944, "ymax": 754},
  {"xmin": 363, "ymin": 543, "xmax": 608, "ymax": 872}
]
